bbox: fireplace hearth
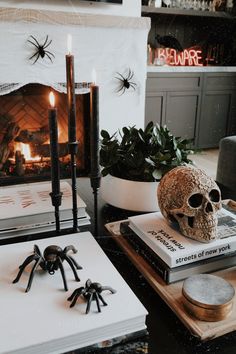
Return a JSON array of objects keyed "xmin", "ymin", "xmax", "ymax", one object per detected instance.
[{"xmin": 0, "ymin": 84, "xmax": 90, "ymax": 186}]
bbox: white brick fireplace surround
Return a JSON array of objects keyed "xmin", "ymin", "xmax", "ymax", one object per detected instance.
[{"xmin": 0, "ymin": 6, "xmax": 150, "ymax": 132}]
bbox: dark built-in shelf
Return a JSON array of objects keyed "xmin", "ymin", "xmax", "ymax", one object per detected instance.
[{"xmin": 142, "ymin": 5, "xmax": 235, "ymax": 19}]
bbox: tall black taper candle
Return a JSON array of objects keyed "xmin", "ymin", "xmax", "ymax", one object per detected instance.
[
  {"xmin": 90, "ymin": 70, "xmax": 101, "ymax": 237},
  {"xmin": 48, "ymin": 91, "xmax": 62, "ymax": 233},
  {"xmin": 66, "ymin": 34, "xmax": 78, "ymax": 232}
]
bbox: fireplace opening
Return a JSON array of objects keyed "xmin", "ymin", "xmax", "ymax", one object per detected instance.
[{"xmin": 0, "ymin": 84, "xmax": 90, "ymax": 186}]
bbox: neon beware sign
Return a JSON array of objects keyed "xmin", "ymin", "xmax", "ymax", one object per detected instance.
[{"xmin": 156, "ymin": 48, "xmax": 203, "ymax": 66}]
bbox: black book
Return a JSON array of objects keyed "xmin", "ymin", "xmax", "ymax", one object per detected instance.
[{"xmin": 120, "ymin": 221, "xmax": 236, "ymax": 284}]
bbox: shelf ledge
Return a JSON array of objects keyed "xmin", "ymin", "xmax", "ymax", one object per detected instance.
[
  {"xmin": 142, "ymin": 6, "xmax": 235, "ymax": 19},
  {"xmin": 147, "ymin": 65, "xmax": 236, "ymax": 72}
]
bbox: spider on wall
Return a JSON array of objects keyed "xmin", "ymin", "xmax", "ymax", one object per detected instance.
[
  {"xmin": 115, "ymin": 68, "xmax": 137, "ymax": 95},
  {"xmin": 27, "ymin": 35, "xmax": 55, "ymax": 64}
]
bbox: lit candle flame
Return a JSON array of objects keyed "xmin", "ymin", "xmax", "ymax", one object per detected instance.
[
  {"xmin": 67, "ymin": 34, "xmax": 72, "ymax": 55},
  {"xmin": 92, "ymin": 68, "xmax": 97, "ymax": 84},
  {"xmin": 49, "ymin": 91, "xmax": 55, "ymax": 108}
]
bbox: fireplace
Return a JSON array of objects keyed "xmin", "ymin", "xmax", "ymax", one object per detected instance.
[
  {"xmin": 0, "ymin": 6, "xmax": 149, "ymax": 187},
  {"xmin": 0, "ymin": 83, "xmax": 90, "ymax": 186}
]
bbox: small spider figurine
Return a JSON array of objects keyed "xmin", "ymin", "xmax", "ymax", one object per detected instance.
[
  {"xmin": 28, "ymin": 35, "xmax": 55, "ymax": 64},
  {"xmin": 115, "ymin": 68, "xmax": 137, "ymax": 95},
  {"xmin": 67, "ymin": 279, "xmax": 116, "ymax": 314},
  {"xmin": 13, "ymin": 244, "xmax": 82, "ymax": 292}
]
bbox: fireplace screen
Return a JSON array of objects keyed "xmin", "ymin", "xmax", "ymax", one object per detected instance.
[{"xmin": 0, "ymin": 84, "xmax": 90, "ymax": 186}]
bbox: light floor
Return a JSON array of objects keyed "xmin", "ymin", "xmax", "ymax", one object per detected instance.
[{"xmin": 189, "ymin": 148, "xmax": 219, "ymax": 180}]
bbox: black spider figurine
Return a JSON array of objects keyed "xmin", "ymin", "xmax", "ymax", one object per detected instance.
[
  {"xmin": 13, "ymin": 244, "xmax": 82, "ymax": 292},
  {"xmin": 28, "ymin": 35, "xmax": 55, "ymax": 64},
  {"xmin": 115, "ymin": 68, "xmax": 137, "ymax": 95},
  {"xmin": 67, "ymin": 279, "xmax": 116, "ymax": 314}
]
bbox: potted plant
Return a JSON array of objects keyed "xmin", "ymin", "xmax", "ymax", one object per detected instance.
[{"xmin": 100, "ymin": 121, "xmax": 194, "ymax": 212}]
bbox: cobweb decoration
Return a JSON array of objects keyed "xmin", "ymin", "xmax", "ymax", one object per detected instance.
[{"xmin": 0, "ymin": 82, "xmax": 92, "ymax": 96}]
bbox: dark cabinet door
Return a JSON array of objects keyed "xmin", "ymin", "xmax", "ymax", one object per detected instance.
[
  {"xmin": 197, "ymin": 91, "xmax": 232, "ymax": 148},
  {"xmin": 164, "ymin": 91, "xmax": 200, "ymax": 141},
  {"xmin": 145, "ymin": 91, "xmax": 166, "ymax": 126}
]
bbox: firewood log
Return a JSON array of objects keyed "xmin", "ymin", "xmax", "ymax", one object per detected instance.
[
  {"xmin": 0, "ymin": 121, "xmax": 20, "ymax": 170},
  {"xmin": 31, "ymin": 142, "xmax": 69, "ymax": 158},
  {"xmin": 15, "ymin": 125, "xmax": 49, "ymax": 145}
]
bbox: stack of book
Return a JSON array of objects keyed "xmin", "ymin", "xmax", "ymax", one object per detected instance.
[
  {"xmin": 0, "ymin": 181, "xmax": 90, "ymax": 239},
  {"xmin": 0, "ymin": 232, "xmax": 147, "ymax": 353},
  {"xmin": 120, "ymin": 207, "xmax": 236, "ymax": 284}
]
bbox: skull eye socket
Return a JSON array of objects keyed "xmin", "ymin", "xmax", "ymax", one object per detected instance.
[
  {"xmin": 188, "ymin": 193, "xmax": 203, "ymax": 208},
  {"xmin": 209, "ymin": 189, "xmax": 220, "ymax": 203}
]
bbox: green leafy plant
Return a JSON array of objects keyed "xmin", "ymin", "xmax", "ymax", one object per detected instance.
[{"xmin": 100, "ymin": 121, "xmax": 194, "ymax": 182}]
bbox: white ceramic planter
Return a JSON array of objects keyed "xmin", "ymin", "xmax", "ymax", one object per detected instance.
[{"xmin": 101, "ymin": 174, "xmax": 160, "ymax": 212}]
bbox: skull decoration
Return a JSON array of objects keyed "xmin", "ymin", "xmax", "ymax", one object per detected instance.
[{"xmin": 157, "ymin": 166, "xmax": 222, "ymax": 243}]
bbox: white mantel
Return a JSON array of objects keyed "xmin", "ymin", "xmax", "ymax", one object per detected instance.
[
  {"xmin": 0, "ymin": 0, "xmax": 141, "ymax": 17},
  {"xmin": 0, "ymin": 5, "xmax": 150, "ymax": 132}
]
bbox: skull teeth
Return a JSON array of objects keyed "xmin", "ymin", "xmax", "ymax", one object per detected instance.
[{"xmin": 193, "ymin": 221, "xmax": 216, "ymax": 228}]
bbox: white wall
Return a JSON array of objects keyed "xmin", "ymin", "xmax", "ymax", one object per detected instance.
[{"xmin": 0, "ymin": 0, "xmax": 141, "ymax": 17}]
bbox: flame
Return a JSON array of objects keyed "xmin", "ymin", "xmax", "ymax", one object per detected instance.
[
  {"xmin": 67, "ymin": 34, "xmax": 72, "ymax": 55},
  {"xmin": 91, "ymin": 68, "xmax": 97, "ymax": 84},
  {"xmin": 15, "ymin": 143, "xmax": 41, "ymax": 162},
  {"xmin": 49, "ymin": 91, "xmax": 55, "ymax": 107}
]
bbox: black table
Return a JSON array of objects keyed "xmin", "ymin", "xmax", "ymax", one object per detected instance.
[
  {"xmin": 2, "ymin": 178, "xmax": 236, "ymax": 354},
  {"xmin": 78, "ymin": 178, "xmax": 236, "ymax": 354}
]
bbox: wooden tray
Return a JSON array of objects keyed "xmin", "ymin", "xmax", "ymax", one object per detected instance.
[{"xmin": 105, "ymin": 219, "xmax": 236, "ymax": 341}]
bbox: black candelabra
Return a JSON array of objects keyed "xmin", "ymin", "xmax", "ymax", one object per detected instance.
[
  {"xmin": 66, "ymin": 43, "xmax": 79, "ymax": 233},
  {"xmin": 48, "ymin": 92, "xmax": 62, "ymax": 234},
  {"xmin": 90, "ymin": 80, "xmax": 101, "ymax": 237}
]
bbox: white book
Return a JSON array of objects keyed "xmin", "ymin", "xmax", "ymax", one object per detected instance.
[
  {"xmin": 128, "ymin": 208, "xmax": 236, "ymax": 268},
  {"xmin": 0, "ymin": 181, "xmax": 88, "ymax": 231},
  {"xmin": 0, "ymin": 212, "xmax": 91, "ymax": 240},
  {"xmin": 0, "ymin": 232, "xmax": 147, "ymax": 354}
]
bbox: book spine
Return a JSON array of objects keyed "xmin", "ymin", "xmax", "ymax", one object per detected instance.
[
  {"xmin": 129, "ymin": 222, "xmax": 236, "ymax": 268},
  {"xmin": 120, "ymin": 222, "xmax": 170, "ymax": 283},
  {"xmin": 168, "ymin": 252, "xmax": 236, "ymax": 284},
  {"xmin": 129, "ymin": 223, "xmax": 173, "ymax": 267},
  {"xmin": 173, "ymin": 239, "xmax": 236, "ymax": 268}
]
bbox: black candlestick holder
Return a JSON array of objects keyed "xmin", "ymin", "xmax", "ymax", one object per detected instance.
[
  {"xmin": 68, "ymin": 140, "xmax": 79, "ymax": 232},
  {"xmin": 49, "ymin": 191, "xmax": 63, "ymax": 234},
  {"xmin": 90, "ymin": 174, "xmax": 101, "ymax": 237},
  {"xmin": 89, "ymin": 82, "xmax": 100, "ymax": 237}
]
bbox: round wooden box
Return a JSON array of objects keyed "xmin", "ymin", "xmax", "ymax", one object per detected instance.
[{"xmin": 182, "ymin": 274, "xmax": 235, "ymax": 322}]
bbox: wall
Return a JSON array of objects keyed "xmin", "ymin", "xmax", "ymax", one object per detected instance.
[{"xmin": 0, "ymin": 0, "xmax": 141, "ymax": 17}]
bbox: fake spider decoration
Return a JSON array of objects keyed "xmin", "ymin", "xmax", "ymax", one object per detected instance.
[
  {"xmin": 115, "ymin": 68, "xmax": 137, "ymax": 95},
  {"xmin": 28, "ymin": 35, "xmax": 55, "ymax": 64},
  {"xmin": 67, "ymin": 279, "xmax": 116, "ymax": 314},
  {"xmin": 13, "ymin": 244, "xmax": 82, "ymax": 292}
]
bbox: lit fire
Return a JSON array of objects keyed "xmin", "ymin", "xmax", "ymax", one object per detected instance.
[{"xmin": 14, "ymin": 143, "xmax": 41, "ymax": 162}]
